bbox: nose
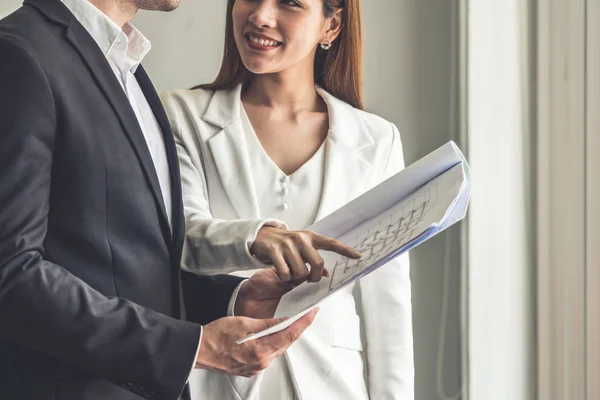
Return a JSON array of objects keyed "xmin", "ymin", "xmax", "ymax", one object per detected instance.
[{"xmin": 248, "ymin": 1, "xmax": 277, "ymax": 29}]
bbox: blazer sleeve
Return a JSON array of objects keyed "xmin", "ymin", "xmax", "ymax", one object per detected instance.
[
  {"xmin": 0, "ymin": 35, "xmax": 201, "ymax": 400},
  {"xmin": 161, "ymin": 92, "xmax": 287, "ymax": 275},
  {"xmin": 358, "ymin": 123, "xmax": 415, "ymax": 400}
]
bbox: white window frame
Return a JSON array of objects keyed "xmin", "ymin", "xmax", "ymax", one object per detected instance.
[
  {"xmin": 537, "ymin": 0, "xmax": 599, "ymax": 398},
  {"xmin": 585, "ymin": 0, "xmax": 600, "ymax": 397},
  {"xmin": 466, "ymin": 1, "xmax": 536, "ymax": 399}
]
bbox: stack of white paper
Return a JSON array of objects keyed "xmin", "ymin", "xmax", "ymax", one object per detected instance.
[{"xmin": 238, "ymin": 141, "xmax": 471, "ymax": 343}]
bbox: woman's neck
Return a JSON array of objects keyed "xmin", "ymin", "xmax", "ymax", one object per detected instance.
[{"xmin": 243, "ymin": 70, "xmax": 326, "ymax": 115}]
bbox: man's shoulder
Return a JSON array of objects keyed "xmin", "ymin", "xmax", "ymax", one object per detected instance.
[
  {"xmin": 0, "ymin": 4, "xmax": 63, "ymax": 60},
  {"xmin": 1, "ymin": 5, "xmax": 46, "ymax": 34}
]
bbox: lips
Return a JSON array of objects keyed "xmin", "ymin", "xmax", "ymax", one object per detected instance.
[{"xmin": 245, "ymin": 33, "xmax": 283, "ymax": 49}]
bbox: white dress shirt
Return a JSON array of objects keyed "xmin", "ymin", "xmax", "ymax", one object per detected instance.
[
  {"xmin": 240, "ymin": 105, "xmax": 326, "ymax": 231},
  {"xmin": 240, "ymin": 105, "xmax": 327, "ymax": 400},
  {"xmin": 60, "ymin": 0, "xmax": 199, "ymax": 381}
]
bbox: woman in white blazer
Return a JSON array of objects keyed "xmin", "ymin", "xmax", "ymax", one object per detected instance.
[{"xmin": 161, "ymin": 0, "xmax": 414, "ymax": 399}]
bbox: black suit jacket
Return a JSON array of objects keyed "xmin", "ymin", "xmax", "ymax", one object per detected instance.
[{"xmin": 0, "ymin": 0, "xmax": 242, "ymax": 399}]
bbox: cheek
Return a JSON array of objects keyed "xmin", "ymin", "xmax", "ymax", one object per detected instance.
[
  {"xmin": 231, "ymin": 4, "xmax": 248, "ymax": 38},
  {"xmin": 292, "ymin": 13, "xmax": 326, "ymax": 48},
  {"xmin": 283, "ymin": 17, "xmax": 321, "ymax": 50},
  {"xmin": 283, "ymin": 32, "xmax": 320, "ymax": 64}
]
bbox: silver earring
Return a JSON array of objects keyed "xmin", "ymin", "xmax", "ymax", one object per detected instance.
[{"xmin": 320, "ymin": 39, "xmax": 332, "ymax": 50}]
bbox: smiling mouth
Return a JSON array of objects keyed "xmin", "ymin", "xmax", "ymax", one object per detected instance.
[{"xmin": 245, "ymin": 34, "xmax": 283, "ymax": 49}]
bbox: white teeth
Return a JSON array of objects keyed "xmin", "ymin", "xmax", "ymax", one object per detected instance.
[{"xmin": 248, "ymin": 35, "xmax": 280, "ymax": 47}]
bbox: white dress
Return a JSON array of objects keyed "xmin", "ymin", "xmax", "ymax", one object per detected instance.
[{"xmin": 240, "ymin": 104, "xmax": 327, "ymax": 400}]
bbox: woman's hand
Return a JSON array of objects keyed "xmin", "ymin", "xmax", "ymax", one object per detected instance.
[{"xmin": 250, "ymin": 226, "xmax": 361, "ymax": 283}]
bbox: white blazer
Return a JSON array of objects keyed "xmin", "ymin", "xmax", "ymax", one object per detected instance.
[{"xmin": 161, "ymin": 85, "xmax": 414, "ymax": 400}]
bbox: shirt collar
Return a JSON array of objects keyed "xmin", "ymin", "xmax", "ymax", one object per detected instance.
[{"xmin": 60, "ymin": 0, "xmax": 151, "ymax": 74}]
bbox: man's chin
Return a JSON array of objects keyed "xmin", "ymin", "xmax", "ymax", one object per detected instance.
[{"xmin": 135, "ymin": 0, "xmax": 180, "ymax": 12}]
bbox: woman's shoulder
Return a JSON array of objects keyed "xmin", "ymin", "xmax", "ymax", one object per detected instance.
[
  {"xmin": 160, "ymin": 85, "xmax": 241, "ymax": 134},
  {"xmin": 354, "ymin": 108, "xmax": 399, "ymax": 138},
  {"xmin": 343, "ymin": 102, "xmax": 401, "ymax": 149},
  {"xmin": 319, "ymin": 88, "xmax": 400, "ymax": 144},
  {"xmin": 160, "ymin": 86, "xmax": 217, "ymax": 115}
]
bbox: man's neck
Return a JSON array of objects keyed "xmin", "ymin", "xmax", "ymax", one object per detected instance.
[{"xmin": 87, "ymin": 0, "xmax": 136, "ymax": 28}]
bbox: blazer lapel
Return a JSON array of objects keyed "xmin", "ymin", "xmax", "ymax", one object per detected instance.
[
  {"xmin": 281, "ymin": 90, "xmax": 374, "ymax": 399},
  {"xmin": 203, "ymin": 85, "xmax": 262, "ymax": 219},
  {"xmin": 313, "ymin": 88, "xmax": 374, "ymax": 222},
  {"xmin": 61, "ymin": 19, "xmax": 172, "ymax": 244},
  {"xmin": 135, "ymin": 66, "xmax": 184, "ymax": 248}
]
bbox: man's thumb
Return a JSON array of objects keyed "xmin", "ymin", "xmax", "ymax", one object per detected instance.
[
  {"xmin": 235, "ymin": 317, "xmax": 290, "ymax": 344},
  {"xmin": 262, "ymin": 317, "xmax": 289, "ymax": 330}
]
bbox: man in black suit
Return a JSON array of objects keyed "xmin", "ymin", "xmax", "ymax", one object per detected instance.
[{"xmin": 0, "ymin": 0, "xmax": 318, "ymax": 398}]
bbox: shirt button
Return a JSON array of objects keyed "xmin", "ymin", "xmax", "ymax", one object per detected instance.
[
  {"xmin": 280, "ymin": 203, "xmax": 289, "ymax": 211},
  {"xmin": 280, "ymin": 175, "xmax": 290, "ymax": 183},
  {"xmin": 281, "ymin": 187, "xmax": 289, "ymax": 196}
]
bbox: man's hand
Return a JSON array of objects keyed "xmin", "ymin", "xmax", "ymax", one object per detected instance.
[
  {"xmin": 195, "ymin": 309, "xmax": 318, "ymax": 377},
  {"xmin": 234, "ymin": 268, "xmax": 297, "ymax": 319},
  {"xmin": 250, "ymin": 226, "xmax": 361, "ymax": 283}
]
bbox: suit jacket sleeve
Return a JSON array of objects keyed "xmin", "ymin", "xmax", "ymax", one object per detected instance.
[
  {"xmin": 0, "ymin": 34, "xmax": 201, "ymax": 400},
  {"xmin": 358, "ymin": 123, "xmax": 415, "ymax": 400},
  {"xmin": 161, "ymin": 91, "xmax": 287, "ymax": 275}
]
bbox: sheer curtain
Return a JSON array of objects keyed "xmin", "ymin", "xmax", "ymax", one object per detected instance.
[
  {"xmin": 466, "ymin": 0, "xmax": 599, "ymax": 399},
  {"xmin": 465, "ymin": 0, "xmax": 536, "ymax": 399},
  {"xmin": 537, "ymin": 0, "xmax": 599, "ymax": 399}
]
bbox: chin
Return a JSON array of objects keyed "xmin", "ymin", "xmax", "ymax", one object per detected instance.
[
  {"xmin": 245, "ymin": 65, "xmax": 271, "ymax": 75},
  {"xmin": 135, "ymin": 0, "xmax": 180, "ymax": 12},
  {"xmin": 247, "ymin": 66, "xmax": 280, "ymax": 76},
  {"xmin": 241, "ymin": 55, "xmax": 285, "ymax": 76},
  {"xmin": 241, "ymin": 60, "xmax": 270, "ymax": 75}
]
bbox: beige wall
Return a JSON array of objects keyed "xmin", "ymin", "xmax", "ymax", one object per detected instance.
[
  {"xmin": 1, "ymin": 1, "xmax": 463, "ymax": 399},
  {"xmin": 0, "ymin": 2, "xmax": 18, "ymax": 17}
]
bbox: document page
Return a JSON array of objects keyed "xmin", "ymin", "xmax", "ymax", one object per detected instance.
[{"xmin": 238, "ymin": 142, "xmax": 471, "ymax": 343}]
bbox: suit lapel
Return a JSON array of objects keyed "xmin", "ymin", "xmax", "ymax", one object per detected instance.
[
  {"xmin": 313, "ymin": 88, "xmax": 373, "ymax": 221},
  {"xmin": 61, "ymin": 19, "xmax": 172, "ymax": 245},
  {"xmin": 201, "ymin": 85, "xmax": 374, "ymax": 223},
  {"xmin": 135, "ymin": 66, "xmax": 184, "ymax": 248},
  {"xmin": 269, "ymin": 89, "xmax": 374, "ymax": 399},
  {"xmin": 203, "ymin": 85, "xmax": 262, "ymax": 219}
]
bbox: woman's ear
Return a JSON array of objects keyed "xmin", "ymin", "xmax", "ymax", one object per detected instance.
[{"xmin": 323, "ymin": 8, "xmax": 343, "ymax": 42}]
